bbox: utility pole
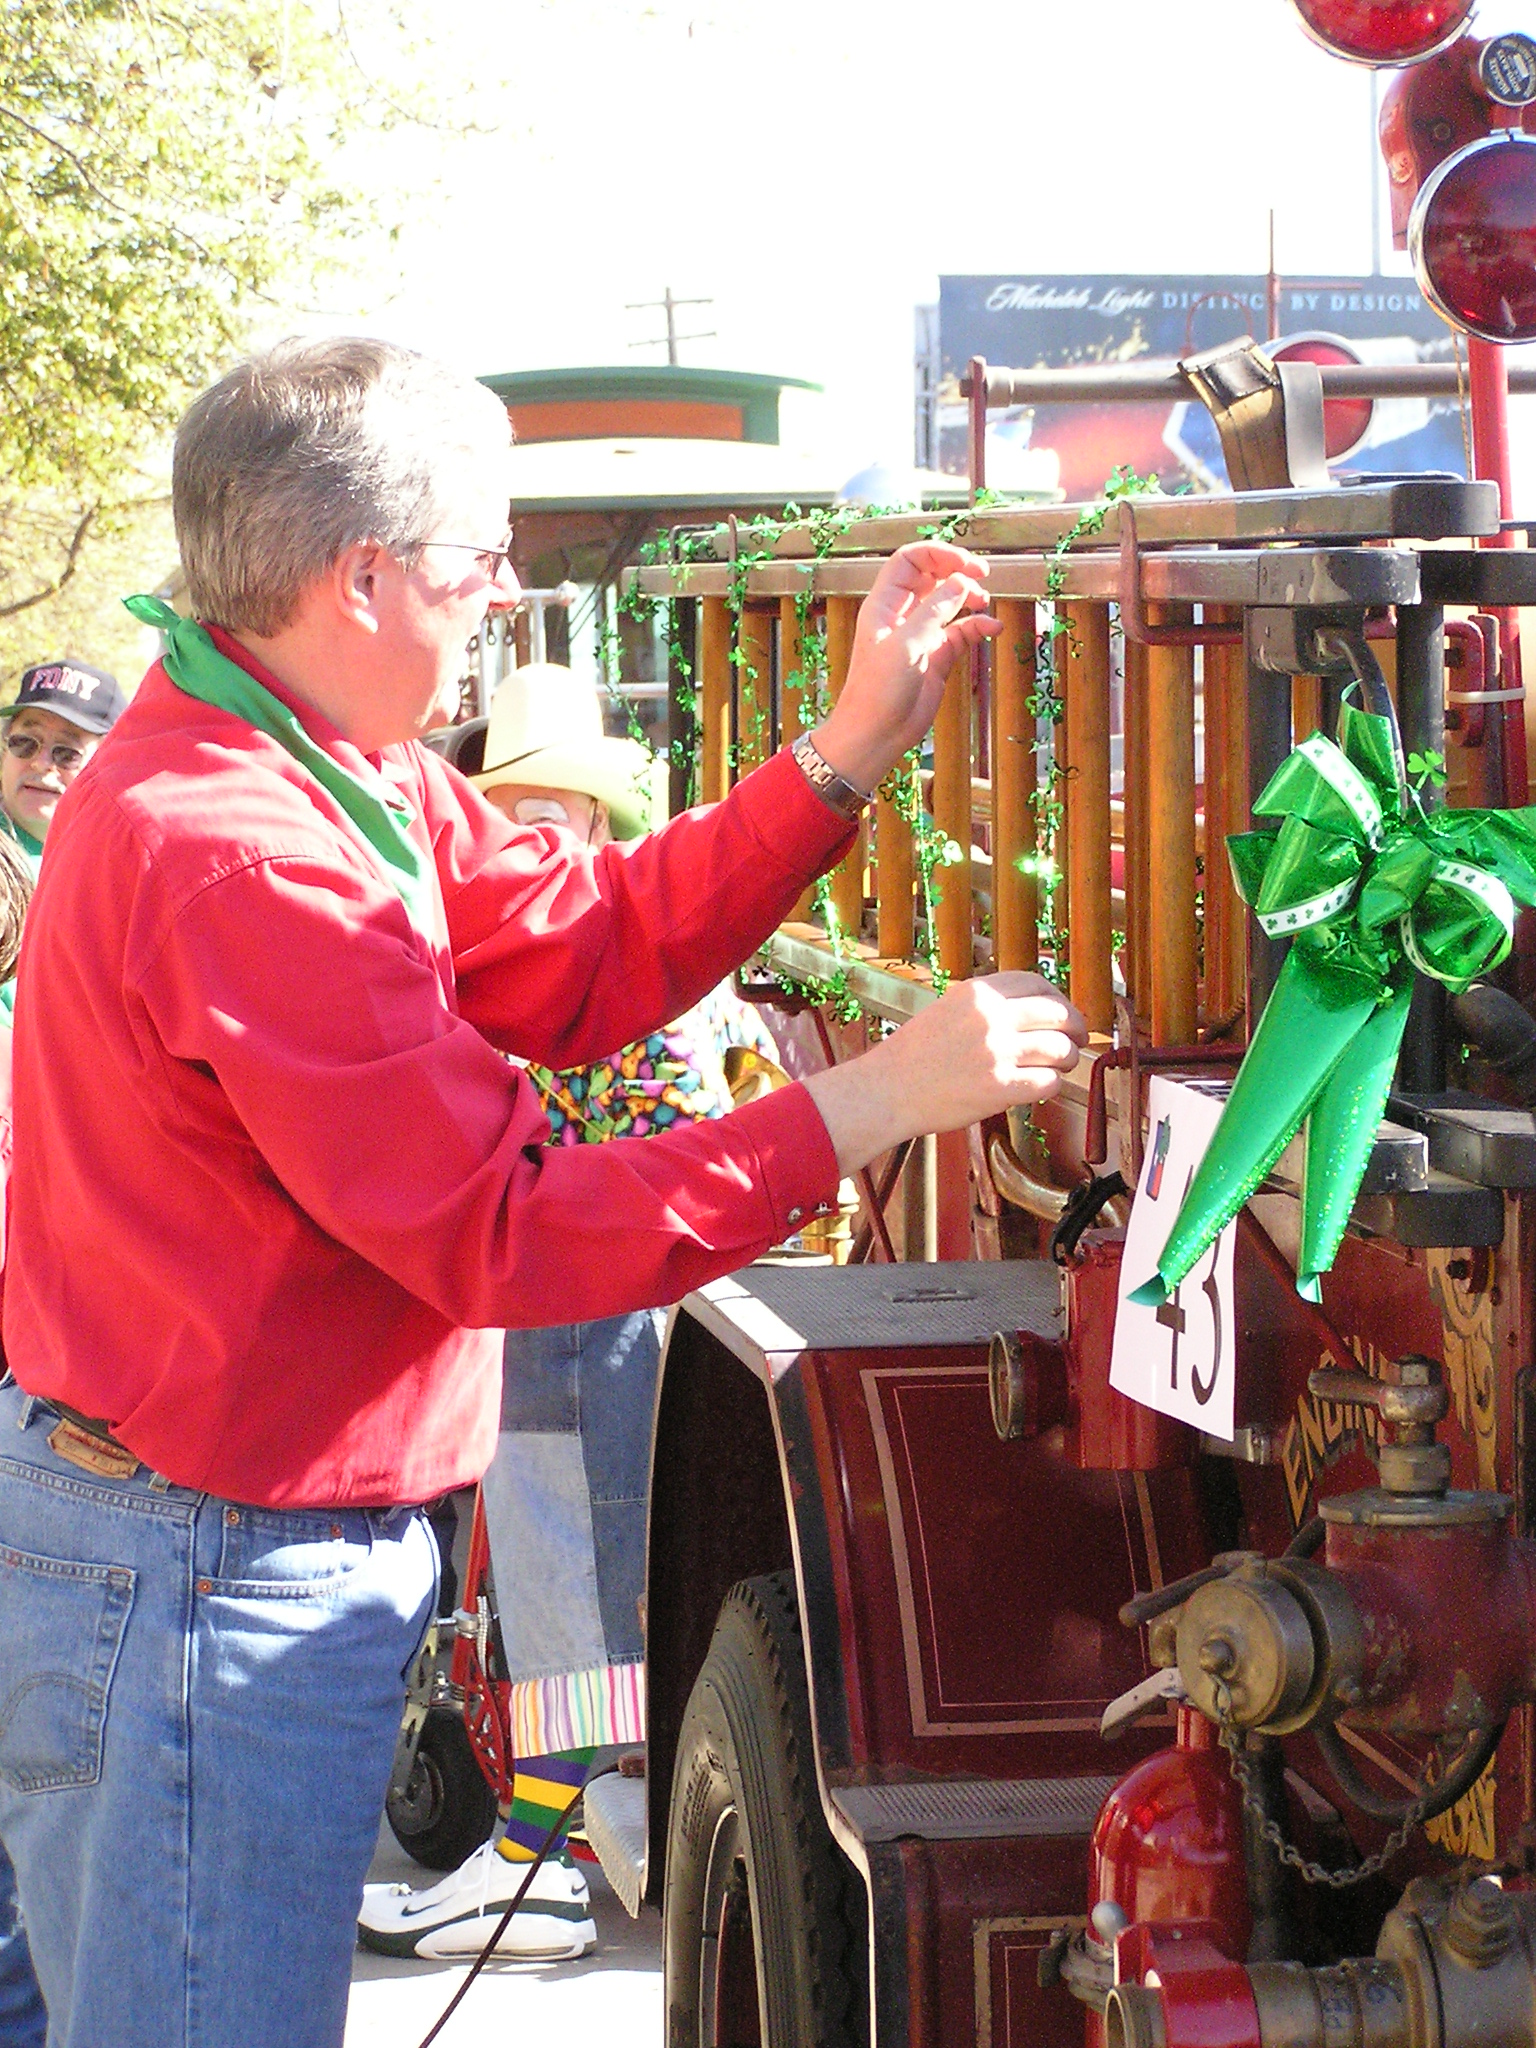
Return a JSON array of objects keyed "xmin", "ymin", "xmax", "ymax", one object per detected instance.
[{"xmin": 626, "ymin": 287, "xmax": 715, "ymax": 365}]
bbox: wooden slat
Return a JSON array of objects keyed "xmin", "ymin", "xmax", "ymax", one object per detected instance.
[
  {"xmin": 991, "ymin": 599, "xmax": 1038, "ymax": 971},
  {"xmin": 633, "ymin": 544, "xmax": 1422, "ymax": 610},
  {"xmin": 780, "ymin": 595, "xmax": 816, "ymax": 922},
  {"xmin": 1062, "ymin": 603, "xmax": 1114, "ymax": 1033},
  {"xmin": 824, "ymin": 596, "xmax": 865, "ymax": 943},
  {"xmin": 736, "ymin": 605, "xmax": 773, "ymax": 775},
  {"xmin": 933, "ymin": 644, "xmax": 975, "ymax": 979},
  {"xmin": 699, "ymin": 596, "xmax": 731, "ymax": 805},
  {"xmin": 1147, "ymin": 607, "xmax": 1199, "ymax": 1045},
  {"xmin": 1201, "ymin": 608, "xmax": 1248, "ymax": 1032},
  {"xmin": 876, "ymin": 773, "xmax": 915, "ymax": 960},
  {"xmin": 1291, "ymin": 673, "xmax": 1322, "ymax": 746},
  {"xmin": 1122, "ymin": 636, "xmax": 1151, "ymax": 1025}
]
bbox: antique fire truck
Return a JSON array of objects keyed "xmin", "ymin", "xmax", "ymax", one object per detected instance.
[{"xmin": 571, "ymin": 8, "xmax": 1536, "ymax": 2047}]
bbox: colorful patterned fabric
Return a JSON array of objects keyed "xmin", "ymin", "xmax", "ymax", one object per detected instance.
[
  {"xmin": 527, "ymin": 1015, "xmax": 726, "ymax": 1145},
  {"xmin": 506, "ymin": 1661, "xmax": 646, "ymax": 1759},
  {"xmin": 500, "ymin": 1747, "xmax": 597, "ymax": 1861}
]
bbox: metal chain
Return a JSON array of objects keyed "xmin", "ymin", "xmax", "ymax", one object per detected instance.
[{"xmin": 1210, "ymin": 1677, "xmax": 1426, "ymax": 1891}]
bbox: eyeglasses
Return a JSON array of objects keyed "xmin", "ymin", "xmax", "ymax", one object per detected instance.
[
  {"xmin": 411, "ymin": 539, "xmax": 518, "ymax": 580},
  {"xmin": 5, "ymin": 730, "xmax": 93, "ymax": 773}
]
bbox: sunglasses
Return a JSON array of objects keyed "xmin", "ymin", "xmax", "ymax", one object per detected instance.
[{"xmin": 5, "ymin": 730, "xmax": 92, "ymax": 773}]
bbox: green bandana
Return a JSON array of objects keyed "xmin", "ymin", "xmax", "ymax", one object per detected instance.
[{"xmin": 124, "ymin": 595, "xmax": 436, "ymax": 941}]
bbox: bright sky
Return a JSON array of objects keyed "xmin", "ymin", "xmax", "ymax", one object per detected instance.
[{"xmin": 293, "ymin": 0, "xmax": 1425, "ymax": 478}]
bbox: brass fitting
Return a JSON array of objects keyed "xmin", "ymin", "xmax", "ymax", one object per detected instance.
[
  {"xmin": 1173, "ymin": 1559, "xmax": 1366, "ymax": 1734},
  {"xmin": 1110, "ymin": 1881, "xmax": 1536, "ymax": 2048}
]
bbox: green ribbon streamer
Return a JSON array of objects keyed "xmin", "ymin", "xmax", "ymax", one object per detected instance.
[
  {"xmin": 124, "ymin": 595, "xmax": 436, "ymax": 941},
  {"xmin": 1130, "ymin": 699, "xmax": 1536, "ymax": 1306}
]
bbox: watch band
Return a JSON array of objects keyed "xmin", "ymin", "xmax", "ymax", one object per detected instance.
[{"xmin": 790, "ymin": 732, "xmax": 871, "ymax": 820}]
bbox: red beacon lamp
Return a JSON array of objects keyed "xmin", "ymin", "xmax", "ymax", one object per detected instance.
[
  {"xmin": 1290, "ymin": 0, "xmax": 1477, "ymax": 65},
  {"xmin": 1410, "ymin": 129, "xmax": 1536, "ymax": 341}
]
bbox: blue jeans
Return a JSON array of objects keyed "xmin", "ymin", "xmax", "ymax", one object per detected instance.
[
  {"xmin": 486, "ymin": 1311, "xmax": 662, "ymax": 1681},
  {"xmin": 0, "ymin": 1839, "xmax": 44, "ymax": 2046},
  {"xmin": 0, "ymin": 1382, "xmax": 436, "ymax": 2048}
]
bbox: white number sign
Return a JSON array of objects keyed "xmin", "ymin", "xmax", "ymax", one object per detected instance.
[{"xmin": 1110, "ymin": 1076, "xmax": 1237, "ymax": 1441}]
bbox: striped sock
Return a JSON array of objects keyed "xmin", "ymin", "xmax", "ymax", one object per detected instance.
[{"xmin": 497, "ymin": 1747, "xmax": 598, "ymax": 1861}]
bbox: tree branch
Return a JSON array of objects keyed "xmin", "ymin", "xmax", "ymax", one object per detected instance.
[{"xmin": 0, "ymin": 507, "xmax": 97, "ymax": 619}]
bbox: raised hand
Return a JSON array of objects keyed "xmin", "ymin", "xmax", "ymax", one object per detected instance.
[{"xmin": 813, "ymin": 541, "xmax": 1004, "ymax": 795}]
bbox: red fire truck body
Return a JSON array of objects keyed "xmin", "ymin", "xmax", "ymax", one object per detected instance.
[{"xmin": 571, "ymin": 14, "xmax": 1536, "ymax": 2048}]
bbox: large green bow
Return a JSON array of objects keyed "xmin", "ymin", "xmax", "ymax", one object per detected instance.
[{"xmin": 1131, "ymin": 700, "xmax": 1536, "ymax": 1305}]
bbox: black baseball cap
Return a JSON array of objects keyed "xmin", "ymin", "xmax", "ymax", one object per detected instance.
[{"xmin": 3, "ymin": 659, "xmax": 128, "ymax": 737}]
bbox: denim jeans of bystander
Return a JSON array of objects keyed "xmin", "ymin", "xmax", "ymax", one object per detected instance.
[
  {"xmin": 0, "ymin": 1836, "xmax": 45, "ymax": 2046},
  {"xmin": 0, "ymin": 1381, "xmax": 436, "ymax": 2048}
]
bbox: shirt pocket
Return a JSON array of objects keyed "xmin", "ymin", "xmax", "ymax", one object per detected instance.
[
  {"xmin": 0, "ymin": 1544, "xmax": 135, "ymax": 1793},
  {"xmin": 208, "ymin": 1507, "xmax": 373, "ymax": 1598}
]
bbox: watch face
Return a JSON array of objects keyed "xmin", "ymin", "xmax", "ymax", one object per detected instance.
[{"xmin": 1481, "ymin": 32, "xmax": 1536, "ymax": 107}]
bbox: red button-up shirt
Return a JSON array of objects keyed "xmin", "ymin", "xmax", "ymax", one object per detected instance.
[{"xmin": 3, "ymin": 636, "xmax": 848, "ymax": 1507}]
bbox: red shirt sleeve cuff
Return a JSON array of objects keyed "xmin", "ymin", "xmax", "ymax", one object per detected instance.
[
  {"xmin": 726, "ymin": 1081, "xmax": 842, "ymax": 1242},
  {"xmin": 729, "ymin": 747, "xmax": 858, "ymax": 876}
]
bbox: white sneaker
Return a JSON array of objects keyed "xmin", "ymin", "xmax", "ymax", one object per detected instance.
[{"xmin": 358, "ymin": 1839, "xmax": 596, "ymax": 1961}]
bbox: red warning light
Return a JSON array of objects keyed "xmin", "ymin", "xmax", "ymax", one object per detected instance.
[
  {"xmin": 1290, "ymin": 0, "xmax": 1476, "ymax": 65},
  {"xmin": 1410, "ymin": 133, "xmax": 1536, "ymax": 341},
  {"xmin": 1270, "ymin": 334, "xmax": 1375, "ymax": 459}
]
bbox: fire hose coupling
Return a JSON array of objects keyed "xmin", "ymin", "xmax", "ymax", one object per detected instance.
[
  {"xmin": 1128, "ymin": 1356, "xmax": 1536, "ymax": 1751},
  {"xmin": 1105, "ymin": 1879, "xmax": 1536, "ymax": 2048}
]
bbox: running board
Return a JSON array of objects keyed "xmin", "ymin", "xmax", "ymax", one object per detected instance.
[
  {"xmin": 830, "ymin": 1775, "xmax": 1118, "ymax": 1844},
  {"xmin": 583, "ymin": 1773, "xmax": 647, "ymax": 1917}
]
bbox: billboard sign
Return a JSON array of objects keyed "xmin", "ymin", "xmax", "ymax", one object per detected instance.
[{"xmin": 934, "ymin": 273, "xmax": 1465, "ymax": 498}]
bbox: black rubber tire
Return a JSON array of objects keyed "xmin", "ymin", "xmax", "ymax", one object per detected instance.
[
  {"xmin": 664, "ymin": 1571, "xmax": 868, "ymax": 2048},
  {"xmin": 385, "ymin": 1705, "xmax": 498, "ymax": 1873}
]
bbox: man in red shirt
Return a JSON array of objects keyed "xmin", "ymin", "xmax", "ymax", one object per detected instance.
[{"xmin": 0, "ymin": 337, "xmax": 1084, "ymax": 2047}]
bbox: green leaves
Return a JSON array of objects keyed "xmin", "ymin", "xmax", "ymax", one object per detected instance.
[
  {"xmin": 0, "ymin": 0, "xmax": 424, "ymax": 666},
  {"xmin": 1407, "ymin": 748, "xmax": 1448, "ymax": 793}
]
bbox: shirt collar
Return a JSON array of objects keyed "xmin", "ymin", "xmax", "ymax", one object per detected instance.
[{"xmin": 203, "ymin": 626, "xmax": 408, "ymax": 809}]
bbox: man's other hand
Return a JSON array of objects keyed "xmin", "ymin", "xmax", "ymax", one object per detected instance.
[
  {"xmin": 811, "ymin": 541, "xmax": 1004, "ymax": 796},
  {"xmin": 801, "ymin": 974, "xmax": 1088, "ymax": 1177}
]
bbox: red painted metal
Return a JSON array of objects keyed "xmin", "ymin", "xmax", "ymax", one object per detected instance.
[
  {"xmin": 1091, "ymin": 1708, "xmax": 1252, "ymax": 1963},
  {"xmin": 1466, "ymin": 335, "xmax": 1531, "ymax": 809},
  {"xmin": 448, "ymin": 1488, "xmax": 515, "ymax": 1805},
  {"xmin": 795, "ymin": 1341, "xmax": 1212, "ymax": 1781},
  {"xmin": 712, "ymin": 1880, "xmax": 760, "ymax": 2046},
  {"xmin": 1320, "ymin": 1512, "xmax": 1536, "ymax": 1736},
  {"xmin": 1379, "ymin": 40, "xmax": 1536, "ymax": 246},
  {"xmin": 1086, "ymin": 1046, "xmax": 1242, "ymax": 1168},
  {"xmin": 1065, "ymin": 1235, "xmax": 1197, "ymax": 1471},
  {"xmin": 1113, "ymin": 1927, "xmax": 1262, "ymax": 2048},
  {"xmin": 1443, "ymin": 614, "xmax": 1491, "ymax": 754}
]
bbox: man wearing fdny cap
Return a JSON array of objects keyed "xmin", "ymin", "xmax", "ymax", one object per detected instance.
[
  {"xmin": 0, "ymin": 659, "xmax": 127, "ymax": 872},
  {"xmin": 0, "ymin": 661, "xmax": 126, "ymax": 1019}
]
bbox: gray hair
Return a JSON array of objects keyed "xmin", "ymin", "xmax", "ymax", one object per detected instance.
[{"xmin": 173, "ymin": 337, "xmax": 514, "ymax": 635}]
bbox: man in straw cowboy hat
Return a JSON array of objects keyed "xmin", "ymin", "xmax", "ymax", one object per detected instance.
[
  {"xmin": 0, "ymin": 336, "xmax": 1084, "ymax": 2047},
  {"xmin": 465, "ymin": 657, "xmax": 658, "ymax": 842}
]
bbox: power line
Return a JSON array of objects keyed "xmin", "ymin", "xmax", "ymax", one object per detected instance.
[{"xmin": 625, "ymin": 286, "xmax": 715, "ymax": 365}]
